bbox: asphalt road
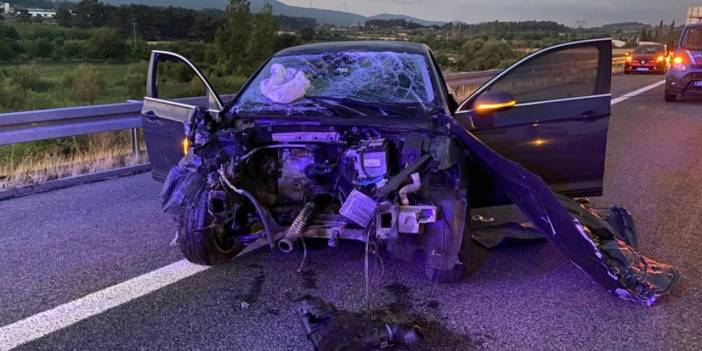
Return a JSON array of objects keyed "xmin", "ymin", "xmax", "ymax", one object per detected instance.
[{"xmin": 2, "ymin": 73, "xmax": 701, "ymax": 351}]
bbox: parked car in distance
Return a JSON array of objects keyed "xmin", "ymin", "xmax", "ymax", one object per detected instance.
[
  {"xmin": 624, "ymin": 43, "xmax": 668, "ymax": 74},
  {"xmin": 665, "ymin": 23, "xmax": 702, "ymax": 101}
]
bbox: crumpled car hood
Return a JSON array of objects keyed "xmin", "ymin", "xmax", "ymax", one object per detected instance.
[{"xmin": 445, "ymin": 115, "xmax": 679, "ymax": 305}]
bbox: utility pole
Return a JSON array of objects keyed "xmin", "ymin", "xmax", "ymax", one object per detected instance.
[{"xmin": 131, "ymin": 18, "xmax": 137, "ymax": 50}]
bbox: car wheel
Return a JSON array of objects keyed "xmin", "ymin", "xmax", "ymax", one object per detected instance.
[
  {"xmin": 425, "ymin": 263, "xmax": 465, "ymax": 284},
  {"xmin": 624, "ymin": 70, "xmax": 630, "ymax": 75},
  {"xmin": 664, "ymin": 91, "xmax": 677, "ymax": 102},
  {"xmin": 179, "ymin": 187, "xmax": 242, "ymax": 266}
]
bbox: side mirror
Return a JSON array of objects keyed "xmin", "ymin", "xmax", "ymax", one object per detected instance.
[{"xmin": 474, "ymin": 91, "xmax": 517, "ymax": 116}]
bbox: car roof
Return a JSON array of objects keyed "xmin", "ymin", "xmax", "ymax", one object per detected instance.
[
  {"xmin": 684, "ymin": 23, "xmax": 702, "ymax": 29},
  {"xmin": 274, "ymin": 41, "xmax": 431, "ymax": 57}
]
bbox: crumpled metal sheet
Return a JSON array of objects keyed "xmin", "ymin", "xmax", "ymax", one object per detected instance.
[
  {"xmin": 161, "ymin": 108, "xmax": 239, "ymax": 221},
  {"xmin": 445, "ymin": 115, "xmax": 679, "ymax": 305}
]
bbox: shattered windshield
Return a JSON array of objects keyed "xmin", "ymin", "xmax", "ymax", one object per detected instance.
[{"xmin": 230, "ymin": 51, "xmax": 438, "ymax": 118}]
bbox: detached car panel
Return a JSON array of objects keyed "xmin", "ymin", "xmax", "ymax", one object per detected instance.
[{"xmin": 141, "ymin": 39, "xmax": 679, "ymax": 305}]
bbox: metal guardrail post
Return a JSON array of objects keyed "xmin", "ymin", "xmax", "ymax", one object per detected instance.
[{"xmin": 130, "ymin": 128, "xmax": 140, "ymax": 155}]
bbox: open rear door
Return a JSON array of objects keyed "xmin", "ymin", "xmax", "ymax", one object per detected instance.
[
  {"xmin": 141, "ymin": 51, "xmax": 223, "ymax": 181},
  {"xmin": 455, "ymin": 38, "xmax": 612, "ymax": 200}
]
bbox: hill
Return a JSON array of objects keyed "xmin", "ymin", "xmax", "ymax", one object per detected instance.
[{"xmin": 99, "ymin": 0, "xmax": 443, "ymax": 27}]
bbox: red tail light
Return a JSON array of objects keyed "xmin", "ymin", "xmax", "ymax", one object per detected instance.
[{"xmin": 673, "ymin": 53, "xmax": 689, "ymax": 65}]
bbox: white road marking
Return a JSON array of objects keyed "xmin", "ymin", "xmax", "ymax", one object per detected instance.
[
  {"xmin": 611, "ymin": 80, "xmax": 665, "ymax": 105},
  {"xmin": 0, "ymin": 260, "xmax": 209, "ymax": 350},
  {"xmin": 0, "ymin": 78, "xmax": 671, "ymax": 350}
]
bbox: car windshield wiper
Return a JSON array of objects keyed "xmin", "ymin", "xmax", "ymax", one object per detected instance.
[
  {"xmin": 305, "ymin": 96, "xmax": 424, "ymax": 120},
  {"xmin": 302, "ymin": 96, "xmax": 366, "ymax": 118}
]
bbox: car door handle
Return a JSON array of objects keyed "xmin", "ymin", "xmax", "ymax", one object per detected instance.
[{"xmin": 580, "ymin": 111, "xmax": 599, "ymax": 120}]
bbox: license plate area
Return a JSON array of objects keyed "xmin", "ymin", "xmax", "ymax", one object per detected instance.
[
  {"xmin": 694, "ymin": 81, "xmax": 702, "ymax": 87},
  {"xmin": 635, "ymin": 67, "xmax": 650, "ymax": 72}
]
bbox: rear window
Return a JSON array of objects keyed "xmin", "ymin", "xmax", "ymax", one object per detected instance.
[
  {"xmin": 634, "ymin": 45, "xmax": 664, "ymax": 54},
  {"xmin": 682, "ymin": 28, "xmax": 702, "ymax": 51}
]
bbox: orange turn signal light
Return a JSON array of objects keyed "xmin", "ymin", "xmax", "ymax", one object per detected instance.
[
  {"xmin": 182, "ymin": 138, "xmax": 190, "ymax": 155},
  {"xmin": 673, "ymin": 56, "xmax": 686, "ymax": 65},
  {"xmin": 476, "ymin": 100, "xmax": 517, "ymax": 113},
  {"xmin": 626, "ymin": 56, "xmax": 632, "ymax": 62},
  {"xmin": 657, "ymin": 56, "xmax": 665, "ymax": 63}
]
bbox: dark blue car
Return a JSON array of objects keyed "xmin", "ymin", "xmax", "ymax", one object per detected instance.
[
  {"xmin": 666, "ymin": 23, "xmax": 702, "ymax": 101},
  {"xmin": 141, "ymin": 38, "xmax": 678, "ymax": 305}
]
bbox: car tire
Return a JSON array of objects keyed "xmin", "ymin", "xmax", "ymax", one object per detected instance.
[
  {"xmin": 624, "ymin": 70, "xmax": 630, "ymax": 75},
  {"xmin": 664, "ymin": 91, "xmax": 677, "ymax": 102},
  {"xmin": 179, "ymin": 188, "xmax": 241, "ymax": 266},
  {"xmin": 425, "ymin": 263, "xmax": 466, "ymax": 284}
]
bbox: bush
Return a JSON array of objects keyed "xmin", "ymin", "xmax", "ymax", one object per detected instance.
[
  {"xmin": 63, "ymin": 64, "xmax": 105, "ymax": 104},
  {"xmin": 58, "ymin": 40, "xmax": 85, "ymax": 60},
  {"xmin": 0, "ymin": 80, "xmax": 27, "ymax": 112},
  {"xmin": 208, "ymin": 74, "xmax": 248, "ymax": 95},
  {"xmin": 9, "ymin": 65, "xmax": 53, "ymax": 92},
  {"xmin": 21, "ymin": 37, "xmax": 55, "ymax": 59},
  {"xmin": 124, "ymin": 62, "xmax": 148, "ymax": 98},
  {"xmin": 459, "ymin": 39, "xmax": 518, "ymax": 71},
  {"xmin": 82, "ymin": 28, "xmax": 130, "ymax": 62}
]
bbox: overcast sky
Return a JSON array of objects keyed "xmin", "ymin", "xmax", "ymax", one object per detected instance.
[{"xmin": 282, "ymin": 0, "xmax": 699, "ymax": 26}]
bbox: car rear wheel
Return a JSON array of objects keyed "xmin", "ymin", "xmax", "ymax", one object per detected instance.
[{"xmin": 179, "ymin": 188, "xmax": 242, "ymax": 266}]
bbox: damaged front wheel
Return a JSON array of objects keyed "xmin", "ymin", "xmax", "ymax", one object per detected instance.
[{"xmin": 179, "ymin": 188, "xmax": 242, "ymax": 266}]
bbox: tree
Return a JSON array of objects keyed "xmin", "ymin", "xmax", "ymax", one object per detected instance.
[
  {"xmin": 459, "ymin": 39, "xmax": 517, "ymax": 71},
  {"xmin": 82, "ymin": 27, "xmax": 129, "ymax": 61},
  {"xmin": 23, "ymin": 37, "xmax": 54, "ymax": 59},
  {"xmin": 72, "ymin": 0, "xmax": 110, "ymax": 28},
  {"xmin": 190, "ymin": 12, "xmax": 223, "ymax": 42},
  {"xmin": 55, "ymin": 7, "xmax": 73, "ymax": 27},
  {"xmin": 214, "ymin": 0, "xmax": 252, "ymax": 75},
  {"xmin": 0, "ymin": 24, "xmax": 22, "ymax": 62},
  {"xmin": 245, "ymin": 3, "xmax": 277, "ymax": 71}
]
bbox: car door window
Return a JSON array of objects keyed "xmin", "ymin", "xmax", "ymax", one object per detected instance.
[
  {"xmin": 483, "ymin": 46, "xmax": 600, "ymax": 104},
  {"xmin": 154, "ymin": 58, "xmax": 208, "ymax": 100}
]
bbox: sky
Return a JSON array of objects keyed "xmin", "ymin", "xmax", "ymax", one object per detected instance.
[{"xmin": 281, "ymin": 0, "xmax": 700, "ymax": 26}]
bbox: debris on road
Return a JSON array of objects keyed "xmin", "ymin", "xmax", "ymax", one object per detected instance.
[{"xmin": 299, "ymin": 297, "xmax": 424, "ymax": 351}]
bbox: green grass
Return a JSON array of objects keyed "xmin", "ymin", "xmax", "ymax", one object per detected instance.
[{"xmin": 1, "ymin": 62, "xmax": 134, "ymax": 112}]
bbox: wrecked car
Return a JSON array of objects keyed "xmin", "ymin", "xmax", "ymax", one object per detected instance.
[{"xmin": 141, "ymin": 39, "xmax": 679, "ymax": 305}]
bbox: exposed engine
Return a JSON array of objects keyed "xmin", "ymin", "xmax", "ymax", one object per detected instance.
[{"xmin": 198, "ymin": 125, "xmax": 468, "ymax": 278}]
